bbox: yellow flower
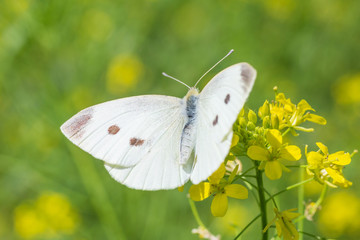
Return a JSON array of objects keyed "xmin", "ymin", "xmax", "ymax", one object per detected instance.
[
  {"xmin": 305, "ymin": 142, "xmax": 353, "ymax": 188},
  {"xmin": 269, "ymin": 92, "xmax": 326, "ymax": 135},
  {"xmin": 189, "ymin": 163, "xmax": 248, "ymax": 217},
  {"xmin": 264, "ymin": 208, "xmax": 300, "ymax": 240},
  {"xmin": 247, "ymin": 129, "xmax": 301, "ymax": 180}
]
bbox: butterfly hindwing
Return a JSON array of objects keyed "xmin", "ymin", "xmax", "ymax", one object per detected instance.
[{"xmin": 191, "ymin": 63, "xmax": 257, "ymax": 184}]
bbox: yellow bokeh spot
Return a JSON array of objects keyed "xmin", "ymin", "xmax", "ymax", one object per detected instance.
[
  {"xmin": 4, "ymin": 0, "xmax": 29, "ymax": 15},
  {"xmin": 106, "ymin": 54, "xmax": 144, "ymax": 94},
  {"xmin": 318, "ymin": 191, "xmax": 360, "ymax": 238},
  {"xmin": 80, "ymin": 9, "xmax": 114, "ymax": 42},
  {"xmin": 263, "ymin": 0, "xmax": 296, "ymax": 20},
  {"xmin": 214, "ymin": 204, "xmax": 250, "ymax": 237},
  {"xmin": 332, "ymin": 74, "xmax": 360, "ymax": 105},
  {"xmin": 13, "ymin": 192, "xmax": 79, "ymax": 239}
]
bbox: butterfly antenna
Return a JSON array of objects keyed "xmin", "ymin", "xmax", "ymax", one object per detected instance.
[
  {"xmin": 162, "ymin": 72, "xmax": 191, "ymax": 89},
  {"xmin": 194, "ymin": 49, "xmax": 234, "ymax": 88}
]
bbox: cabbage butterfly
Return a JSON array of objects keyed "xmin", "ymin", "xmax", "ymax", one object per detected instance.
[{"xmin": 60, "ymin": 50, "xmax": 256, "ymax": 190}]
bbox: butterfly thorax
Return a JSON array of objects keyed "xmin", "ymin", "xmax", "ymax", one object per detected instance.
[{"xmin": 180, "ymin": 88, "xmax": 199, "ymax": 165}]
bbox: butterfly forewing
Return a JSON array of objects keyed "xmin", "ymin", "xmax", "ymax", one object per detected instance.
[
  {"xmin": 191, "ymin": 63, "xmax": 256, "ymax": 184},
  {"xmin": 61, "ymin": 95, "xmax": 192, "ymax": 190}
]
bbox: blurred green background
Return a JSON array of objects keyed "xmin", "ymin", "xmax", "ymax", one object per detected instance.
[{"xmin": 1, "ymin": 0, "xmax": 360, "ymax": 239}]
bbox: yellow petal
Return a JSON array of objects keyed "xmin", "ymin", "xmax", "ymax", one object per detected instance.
[
  {"xmin": 211, "ymin": 193, "xmax": 228, "ymax": 217},
  {"xmin": 325, "ymin": 168, "xmax": 345, "ymax": 183},
  {"xmin": 328, "ymin": 152, "xmax": 351, "ymax": 165},
  {"xmin": 189, "ymin": 182, "xmax": 211, "ymax": 201},
  {"xmin": 306, "ymin": 114, "xmax": 327, "ymax": 125},
  {"xmin": 283, "ymin": 210, "xmax": 301, "ymax": 220},
  {"xmin": 306, "ymin": 151, "xmax": 323, "ymax": 168},
  {"xmin": 208, "ymin": 163, "xmax": 226, "ymax": 184},
  {"xmin": 266, "ymin": 129, "xmax": 282, "ymax": 150},
  {"xmin": 231, "ymin": 134, "xmax": 240, "ymax": 148},
  {"xmin": 275, "ymin": 221, "xmax": 282, "ymax": 237},
  {"xmin": 297, "ymin": 99, "xmax": 314, "ymax": 115},
  {"xmin": 177, "ymin": 185, "xmax": 184, "ymax": 192},
  {"xmin": 280, "ymin": 145, "xmax": 301, "ymax": 161},
  {"xmin": 224, "ymin": 184, "xmax": 248, "ymax": 199},
  {"xmin": 247, "ymin": 146, "xmax": 270, "ymax": 161},
  {"xmin": 316, "ymin": 142, "xmax": 328, "ymax": 155},
  {"xmin": 265, "ymin": 161, "xmax": 282, "ymax": 180},
  {"xmin": 258, "ymin": 100, "xmax": 270, "ymax": 119}
]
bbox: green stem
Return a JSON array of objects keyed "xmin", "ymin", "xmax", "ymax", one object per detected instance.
[
  {"xmin": 266, "ymin": 177, "xmax": 314, "ymax": 202},
  {"xmin": 254, "ymin": 161, "xmax": 268, "ymax": 240},
  {"xmin": 188, "ymin": 198, "xmax": 205, "ymax": 227},
  {"xmin": 233, "ymin": 214, "xmax": 261, "ymax": 240},
  {"xmin": 68, "ymin": 146, "xmax": 125, "ymax": 240},
  {"xmin": 241, "ymin": 177, "xmax": 277, "ymax": 208},
  {"xmin": 282, "ymin": 128, "xmax": 291, "ymax": 137},
  {"xmin": 294, "ymin": 184, "xmax": 328, "ymax": 226},
  {"xmin": 298, "ymin": 167, "xmax": 305, "ymax": 240}
]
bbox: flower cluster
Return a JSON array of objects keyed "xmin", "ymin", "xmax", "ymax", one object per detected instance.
[
  {"xmin": 186, "ymin": 87, "xmax": 355, "ymax": 240},
  {"xmin": 306, "ymin": 142, "xmax": 353, "ymax": 188}
]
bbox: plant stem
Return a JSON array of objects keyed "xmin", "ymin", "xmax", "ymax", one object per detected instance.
[
  {"xmin": 298, "ymin": 167, "xmax": 305, "ymax": 240},
  {"xmin": 234, "ymin": 214, "xmax": 261, "ymax": 240},
  {"xmin": 266, "ymin": 177, "xmax": 314, "ymax": 202},
  {"xmin": 254, "ymin": 161, "xmax": 268, "ymax": 240},
  {"xmin": 188, "ymin": 198, "xmax": 205, "ymax": 227}
]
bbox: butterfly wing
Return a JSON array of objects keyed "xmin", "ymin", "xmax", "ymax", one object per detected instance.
[
  {"xmin": 61, "ymin": 95, "xmax": 192, "ymax": 190},
  {"xmin": 191, "ymin": 63, "xmax": 257, "ymax": 184}
]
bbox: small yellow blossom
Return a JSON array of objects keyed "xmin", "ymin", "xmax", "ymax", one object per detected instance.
[
  {"xmin": 269, "ymin": 92, "xmax": 326, "ymax": 135},
  {"xmin": 304, "ymin": 201, "xmax": 320, "ymax": 221},
  {"xmin": 264, "ymin": 208, "xmax": 300, "ymax": 240},
  {"xmin": 305, "ymin": 142, "xmax": 353, "ymax": 188},
  {"xmin": 247, "ymin": 129, "xmax": 301, "ymax": 180},
  {"xmin": 189, "ymin": 163, "xmax": 248, "ymax": 217}
]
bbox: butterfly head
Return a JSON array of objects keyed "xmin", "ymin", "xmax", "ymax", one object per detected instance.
[{"xmin": 185, "ymin": 87, "xmax": 199, "ymax": 100}]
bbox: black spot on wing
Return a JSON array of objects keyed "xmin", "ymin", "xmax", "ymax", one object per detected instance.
[
  {"xmin": 130, "ymin": 138, "xmax": 145, "ymax": 146},
  {"xmin": 108, "ymin": 125, "xmax": 120, "ymax": 135},
  {"xmin": 224, "ymin": 94, "xmax": 230, "ymax": 104},
  {"xmin": 240, "ymin": 63, "xmax": 256, "ymax": 88},
  {"xmin": 62, "ymin": 108, "xmax": 93, "ymax": 139},
  {"xmin": 213, "ymin": 115, "xmax": 218, "ymax": 126}
]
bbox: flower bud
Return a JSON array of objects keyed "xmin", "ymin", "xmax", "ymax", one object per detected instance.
[
  {"xmin": 247, "ymin": 121, "xmax": 256, "ymax": 131},
  {"xmin": 239, "ymin": 117, "xmax": 247, "ymax": 128},
  {"xmin": 271, "ymin": 114, "xmax": 279, "ymax": 129},
  {"xmin": 248, "ymin": 110, "xmax": 257, "ymax": 124},
  {"xmin": 262, "ymin": 115, "xmax": 271, "ymax": 128},
  {"xmin": 258, "ymin": 100, "xmax": 270, "ymax": 119}
]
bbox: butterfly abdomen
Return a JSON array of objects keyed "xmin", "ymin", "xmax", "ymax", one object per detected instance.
[{"xmin": 180, "ymin": 92, "xmax": 199, "ymax": 165}]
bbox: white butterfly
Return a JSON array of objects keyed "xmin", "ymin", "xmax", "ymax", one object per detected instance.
[{"xmin": 60, "ymin": 51, "xmax": 256, "ymax": 190}]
